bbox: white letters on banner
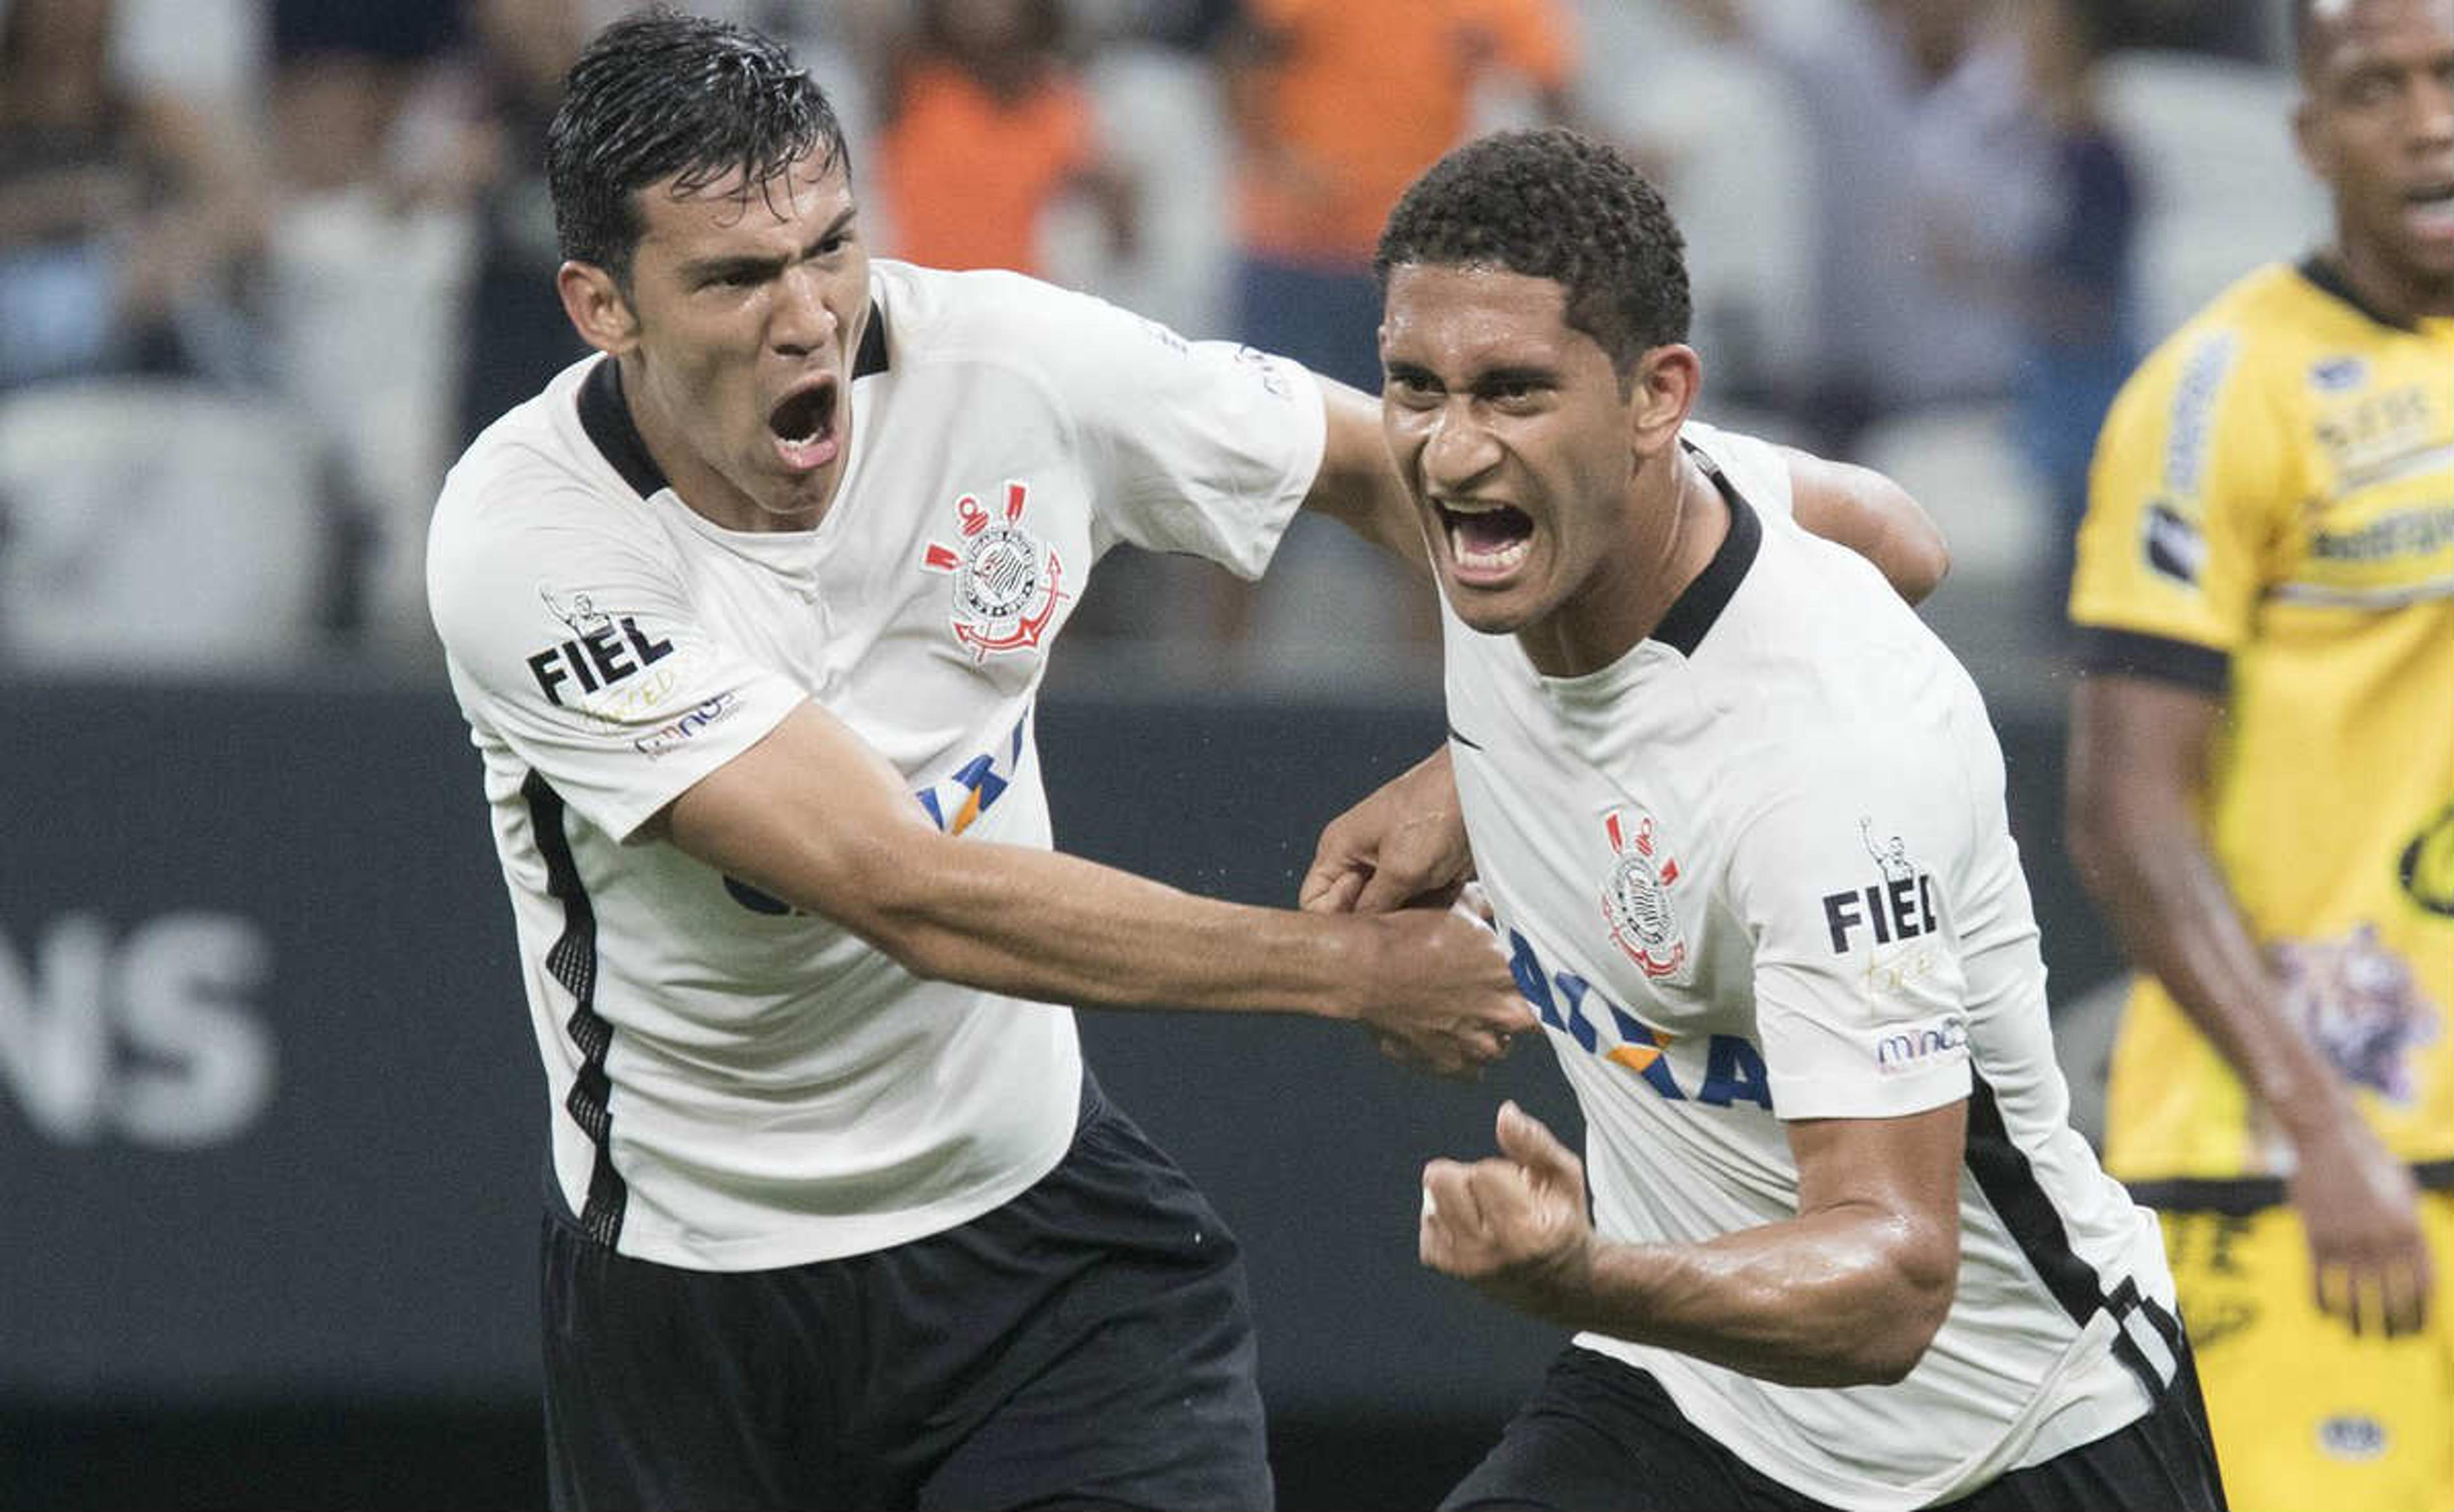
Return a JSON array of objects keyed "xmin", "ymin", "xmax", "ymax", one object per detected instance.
[{"xmin": 0, "ymin": 913, "xmax": 276, "ymax": 1148}]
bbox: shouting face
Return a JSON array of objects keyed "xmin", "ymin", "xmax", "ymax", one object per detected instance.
[
  {"xmin": 1380, "ymin": 261, "xmax": 1688, "ymax": 675},
  {"xmin": 562, "ymin": 147, "xmax": 872, "ymax": 532}
]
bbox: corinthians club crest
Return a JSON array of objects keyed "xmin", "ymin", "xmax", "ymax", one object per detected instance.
[
  {"xmin": 922, "ymin": 480, "xmax": 1069, "ymax": 661},
  {"xmin": 1601, "ymin": 806, "xmax": 1685, "ymax": 978}
]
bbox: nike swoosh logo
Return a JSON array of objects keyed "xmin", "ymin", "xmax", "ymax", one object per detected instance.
[{"xmin": 1447, "ymin": 724, "xmax": 1483, "ymax": 750}]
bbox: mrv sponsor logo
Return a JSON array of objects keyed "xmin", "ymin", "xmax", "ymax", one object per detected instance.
[
  {"xmin": 634, "ymin": 693, "xmax": 740, "ymax": 760},
  {"xmin": 1874, "ymin": 1014, "xmax": 1967, "ymax": 1074},
  {"xmin": 0, "ymin": 913, "xmax": 275, "ymax": 1147}
]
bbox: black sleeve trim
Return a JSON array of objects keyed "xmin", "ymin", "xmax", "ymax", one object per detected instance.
[{"xmin": 2070, "ymin": 627, "xmax": 2230, "ymax": 695}]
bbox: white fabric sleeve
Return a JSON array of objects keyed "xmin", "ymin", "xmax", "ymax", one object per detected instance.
[
  {"xmin": 1724, "ymin": 741, "xmax": 1975, "ymax": 1122},
  {"xmin": 428, "ymin": 484, "xmax": 806, "ymax": 842},
  {"xmin": 1026, "ymin": 285, "xmax": 1326, "ymax": 579}
]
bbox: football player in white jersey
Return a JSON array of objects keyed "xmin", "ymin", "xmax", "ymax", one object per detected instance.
[
  {"xmin": 1304, "ymin": 130, "xmax": 2228, "ymax": 1511},
  {"xmin": 426, "ymin": 13, "xmax": 1550, "ymax": 1511}
]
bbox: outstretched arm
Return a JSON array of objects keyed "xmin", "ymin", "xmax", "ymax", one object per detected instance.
[
  {"xmin": 661, "ymin": 700, "xmax": 1535, "ymax": 1074},
  {"xmin": 2067, "ymin": 674, "xmax": 2430, "ymax": 1336},
  {"xmin": 1420, "ymin": 1100, "xmax": 1963, "ymax": 1385}
]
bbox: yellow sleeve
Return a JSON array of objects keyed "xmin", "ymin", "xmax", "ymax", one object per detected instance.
[{"xmin": 2069, "ymin": 321, "xmax": 2299, "ymax": 691}]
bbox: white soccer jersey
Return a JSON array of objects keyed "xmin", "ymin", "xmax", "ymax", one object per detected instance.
[
  {"xmin": 1444, "ymin": 426, "xmax": 2177, "ymax": 1511},
  {"xmin": 428, "ymin": 260, "xmax": 1324, "ymax": 1270}
]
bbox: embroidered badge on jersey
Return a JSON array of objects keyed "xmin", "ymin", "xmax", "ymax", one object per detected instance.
[
  {"xmin": 1600, "ymin": 806, "xmax": 1685, "ymax": 979},
  {"xmin": 920, "ymin": 480, "xmax": 1069, "ymax": 661}
]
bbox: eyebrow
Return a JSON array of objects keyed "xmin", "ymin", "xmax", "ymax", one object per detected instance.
[
  {"xmin": 1382, "ymin": 360, "xmax": 1560, "ymax": 388},
  {"xmin": 677, "ymin": 206, "xmax": 858, "ymax": 285},
  {"xmin": 1472, "ymin": 365, "xmax": 1557, "ymax": 389}
]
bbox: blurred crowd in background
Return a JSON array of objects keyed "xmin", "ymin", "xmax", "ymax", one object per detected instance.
[{"xmin": 0, "ymin": 0, "xmax": 2319, "ymax": 709}]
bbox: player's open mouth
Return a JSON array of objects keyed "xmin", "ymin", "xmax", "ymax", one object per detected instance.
[
  {"xmin": 1438, "ymin": 498, "xmax": 1535, "ymax": 580},
  {"xmin": 768, "ymin": 378, "xmax": 840, "ymax": 472},
  {"xmin": 2406, "ymin": 181, "xmax": 2454, "ymax": 239}
]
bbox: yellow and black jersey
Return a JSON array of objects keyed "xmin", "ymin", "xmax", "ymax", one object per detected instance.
[{"xmin": 2071, "ymin": 256, "xmax": 2454, "ymax": 1194}]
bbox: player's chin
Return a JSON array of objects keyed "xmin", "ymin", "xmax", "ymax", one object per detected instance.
[
  {"xmin": 1436, "ymin": 576, "xmax": 1541, "ymax": 638},
  {"xmin": 757, "ymin": 462, "xmax": 838, "ymax": 516},
  {"xmin": 2379, "ymin": 207, "xmax": 2454, "ymax": 274}
]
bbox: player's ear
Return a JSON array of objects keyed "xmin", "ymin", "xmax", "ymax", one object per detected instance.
[
  {"xmin": 1626, "ymin": 343, "xmax": 1700, "ymax": 458},
  {"xmin": 559, "ymin": 260, "xmax": 641, "ymax": 357},
  {"xmin": 2290, "ymin": 94, "xmax": 2331, "ymax": 182}
]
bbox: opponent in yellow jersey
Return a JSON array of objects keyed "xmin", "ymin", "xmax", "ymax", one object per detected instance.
[
  {"xmin": 2064, "ymin": 4, "xmax": 2454, "ymax": 1508},
  {"xmin": 2077, "ymin": 256, "xmax": 2454, "ymax": 1190}
]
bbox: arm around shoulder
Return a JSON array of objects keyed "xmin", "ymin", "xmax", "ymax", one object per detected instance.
[
  {"xmin": 1300, "ymin": 374, "xmax": 1433, "ymax": 569},
  {"xmin": 1781, "ymin": 447, "xmax": 1950, "ymax": 605},
  {"xmin": 662, "ymin": 702, "xmax": 1534, "ymax": 1068}
]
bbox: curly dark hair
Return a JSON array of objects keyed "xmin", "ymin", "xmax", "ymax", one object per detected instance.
[
  {"xmin": 1375, "ymin": 128, "xmax": 1690, "ymax": 379},
  {"xmin": 546, "ymin": 7, "xmax": 847, "ymax": 282}
]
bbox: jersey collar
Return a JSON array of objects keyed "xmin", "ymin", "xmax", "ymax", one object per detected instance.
[
  {"xmin": 1650, "ymin": 444, "xmax": 1763, "ymax": 657},
  {"xmin": 2296, "ymin": 252, "xmax": 2423, "ymax": 332},
  {"xmin": 576, "ymin": 302, "xmax": 893, "ymax": 501}
]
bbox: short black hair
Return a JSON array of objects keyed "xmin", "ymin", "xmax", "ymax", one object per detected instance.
[
  {"xmin": 1375, "ymin": 128, "xmax": 1691, "ymax": 378},
  {"xmin": 546, "ymin": 7, "xmax": 847, "ymax": 280}
]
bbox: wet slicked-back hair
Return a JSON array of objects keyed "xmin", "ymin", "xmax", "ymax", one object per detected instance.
[
  {"xmin": 547, "ymin": 7, "xmax": 846, "ymax": 281},
  {"xmin": 1375, "ymin": 128, "xmax": 1691, "ymax": 380}
]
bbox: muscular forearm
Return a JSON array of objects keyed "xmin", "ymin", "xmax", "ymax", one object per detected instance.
[
  {"xmin": 666, "ymin": 704, "xmax": 1518, "ymax": 1066},
  {"xmin": 1519, "ymin": 1208, "xmax": 1956, "ymax": 1387},
  {"xmin": 2076, "ymin": 808, "xmax": 2351, "ymax": 1136},
  {"xmin": 849, "ymin": 832, "xmax": 1386, "ymax": 1017},
  {"xmin": 2066, "ymin": 679, "xmax": 2356, "ymax": 1139}
]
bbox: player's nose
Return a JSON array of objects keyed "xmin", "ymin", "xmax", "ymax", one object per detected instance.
[
  {"xmin": 770, "ymin": 264, "xmax": 842, "ymax": 357},
  {"xmin": 1423, "ymin": 401, "xmax": 1501, "ymax": 486}
]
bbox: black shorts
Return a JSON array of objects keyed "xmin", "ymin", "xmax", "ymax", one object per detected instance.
[
  {"xmin": 541, "ymin": 1072, "xmax": 1270, "ymax": 1511},
  {"xmin": 1442, "ymin": 1341, "xmax": 2226, "ymax": 1512}
]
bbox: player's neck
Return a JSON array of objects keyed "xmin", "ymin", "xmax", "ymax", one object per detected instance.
[
  {"xmin": 1519, "ymin": 453, "xmax": 1728, "ymax": 679},
  {"xmin": 621, "ymin": 357, "xmax": 835, "ymax": 534},
  {"xmin": 2325, "ymin": 240, "xmax": 2454, "ymax": 326}
]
